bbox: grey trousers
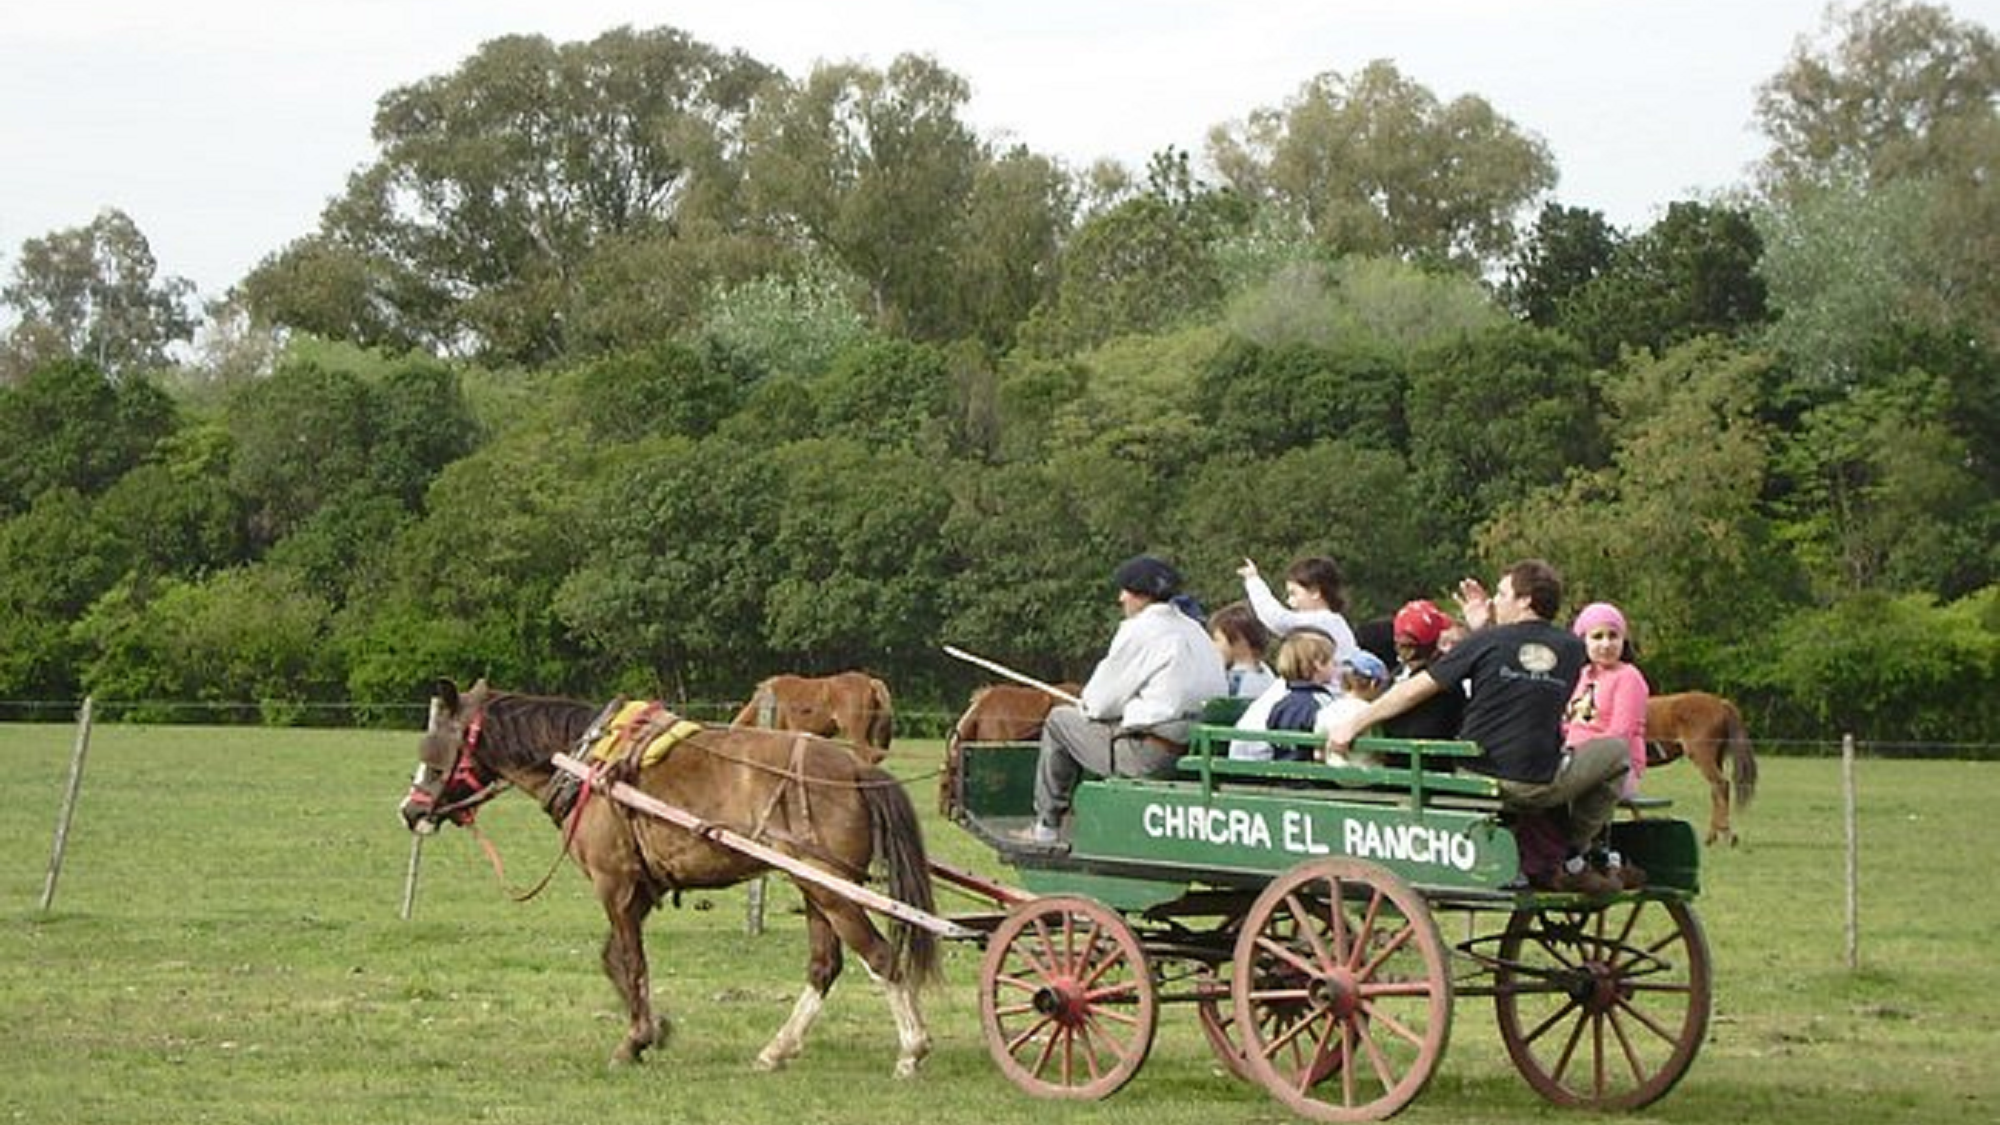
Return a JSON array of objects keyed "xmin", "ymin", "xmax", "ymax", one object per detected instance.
[
  {"xmin": 1032, "ymin": 706, "xmax": 1184, "ymax": 827},
  {"xmin": 1496, "ymin": 737, "xmax": 1631, "ymax": 850}
]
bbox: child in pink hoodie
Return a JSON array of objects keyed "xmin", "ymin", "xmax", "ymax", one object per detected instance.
[{"xmin": 1563, "ymin": 601, "xmax": 1651, "ymax": 798}]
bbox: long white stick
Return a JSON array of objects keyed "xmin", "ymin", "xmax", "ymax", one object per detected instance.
[{"xmin": 942, "ymin": 645, "xmax": 1082, "ymax": 706}]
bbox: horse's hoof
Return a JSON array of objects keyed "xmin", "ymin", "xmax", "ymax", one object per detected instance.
[{"xmin": 752, "ymin": 1052, "xmax": 787, "ymax": 1073}]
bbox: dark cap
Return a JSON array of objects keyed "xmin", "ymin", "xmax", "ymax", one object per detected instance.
[{"xmin": 1113, "ymin": 555, "xmax": 1181, "ymax": 600}]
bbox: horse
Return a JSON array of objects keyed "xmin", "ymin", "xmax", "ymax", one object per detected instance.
[
  {"xmin": 938, "ymin": 682, "xmax": 1080, "ymax": 813},
  {"xmin": 1644, "ymin": 690, "xmax": 1760, "ymax": 846},
  {"xmin": 733, "ymin": 671, "xmax": 895, "ymax": 762},
  {"xmin": 399, "ymin": 678, "xmax": 941, "ymax": 1077}
]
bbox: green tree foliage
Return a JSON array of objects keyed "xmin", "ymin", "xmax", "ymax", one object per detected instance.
[
  {"xmin": 1741, "ymin": 587, "xmax": 2000, "ymax": 742},
  {"xmin": 814, "ymin": 337, "xmax": 958, "ymax": 454},
  {"xmin": 1193, "ymin": 337, "xmax": 1407, "ymax": 458},
  {"xmin": 1753, "ymin": 179, "xmax": 1938, "ymax": 387},
  {"xmin": 1020, "ymin": 149, "xmax": 1248, "ymax": 356},
  {"xmin": 1171, "ymin": 442, "xmax": 1426, "ymax": 618},
  {"xmin": 571, "ymin": 339, "xmax": 741, "ymax": 442},
  {"xmin": 938, "ymin": 462, "xmax": 1108, "ymax": 678},
  {"xmin": 1223, "ymin": 257, "xmax": 1503, "ymax": 357},
  {"xmin": 1210, "ymin": 60, "xmax": 1555, "ymax": 273},
  {"xmin": 1554, "ymin": 201, "xmax": 1770, "ymax": 365},
  {"xmin": 743, "ymin": 54, "xmax": 1061, "ymax": 345},
  {"xmin": 1503, "ymin": 203, "xmax": 1621, "ymax": 327},
  {"xmin": 554, "ymin": 433, "xmax": 784, "ymax": 697},
  {"xmin": 1755, "ymin": 0, "xmax": 2000, "ymax": 192},
  {"xmin": 761, "ymin": 439, "xmax": 953, "ymax": 679},
  {"xmin": 0, "ymin": 489, "xmax": 130, "ymax": 698},
  {"xmin": 1774, "ymin": 370, "xmax": 1992, "ymax": 599},
  {"xmin": 74, "ymin": 567, "xmax": 339, "ymax": 724},
  {"xmin": 696, "ymin": 257, "xmax": 872, "ymax": 382},
  {"xmin": 0, "ymin": 359, "xmax": 176, "ymax": 515},
  {"xmin": 246, "ymin": 27, "xmax": 778, "ymax": 365},
  {"xmin": 1405, "ymin": 323, "xmax": 1601, "ymax": 577},
  {"xmin": 1477, "ymin": 339, "xmax": 1793, "ymax": 684},
  {"xmin": 225, "ymin": 346, "xmax": 476, "ymax": 546},
  {"xmin": 0, "ymin": 209, "xmax": 196, "ymax": 384},
  {"xmin": 1754, "ymin": 0, "xmax": 2000, "ymax": 349}
]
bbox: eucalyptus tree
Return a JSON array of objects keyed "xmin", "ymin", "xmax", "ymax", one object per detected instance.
[
  {"xmin": 1753, "ymin": 0, "xmax": 2000, "ymax": 351},
  {"xmin": 1755, "ymin": 0, "xmax": 2000, "ymax": 193},
  {"xmin": 1209, "ymin": 59, "xmax": 1555, "ymax": 274},
  {"xmin": 742, "ymin": 54, "xmax": 1065, "ymax": 346},
  {"xmin": 0, "ymin": 209, "xmax": 196, "ymax": 384},
  {"xmin": 243, "ymin": 26, "xmax": 778, "ymax": 365}
]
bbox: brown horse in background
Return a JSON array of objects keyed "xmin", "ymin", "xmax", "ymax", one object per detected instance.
[
  {"xmin": 1645, "ymin": 691, "xmax": 1760, "ymax": 846},
  {"xmin": 734, "ymin": 672, "xmax": 894, "ymax": 762},
  {"xmin": 938, "ymin": 682, "xmax": 1079, "ymax": 814},
  {"xmin": 400, "ymin": 679, "xmax": 939, "ymax": 1075}
]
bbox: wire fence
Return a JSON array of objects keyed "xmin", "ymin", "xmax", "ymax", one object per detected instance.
[{"xmin": 0, "ymin": 698, "xmax": 1996, "ymax": 759}]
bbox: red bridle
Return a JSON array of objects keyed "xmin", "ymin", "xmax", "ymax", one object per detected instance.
[{"xmin": 405, "ymin": 710, "xmax": 508, "ymax": 827}]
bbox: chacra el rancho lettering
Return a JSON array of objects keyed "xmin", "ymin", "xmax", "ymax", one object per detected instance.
[{"xmin": 1141, "ymin": 800, "xmax": 1478, "ymax": 872}]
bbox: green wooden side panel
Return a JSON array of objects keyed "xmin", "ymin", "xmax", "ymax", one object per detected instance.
[
  {"xmin": 958, "ymin": 741, "xmax": 1038, "ymax": 821},
  {"xmin": 1069, "ymin": 778, "xmax": 1520, "ymax": 894},
  {"xmin": 1608, "ymin": 816, "xmax": 1701, "ymax": 895}
]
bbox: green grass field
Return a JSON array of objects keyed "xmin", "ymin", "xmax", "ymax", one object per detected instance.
[{"xmin": 3, "ymin": 720, "xmax": 1995, "ymax": 1124}]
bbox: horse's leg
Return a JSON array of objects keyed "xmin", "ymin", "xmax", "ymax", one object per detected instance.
[
  {"xmin": 1696, "ymin": 744, "xmax": 1733, "ymax": 847},
  {"xmin": 597, "ymin": 877, "xmax": 664, "ymax": 1065},
  {"xmin": 754, "ymin": 896, "xmax": 841, "ymax": 1072},
  {"xmin": 815, "ymin": 894, "xmax": 931, "ymax": 1079}
]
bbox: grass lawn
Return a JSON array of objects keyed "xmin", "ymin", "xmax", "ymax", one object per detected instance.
[{"xmin": 2, "ymin": 719, "xmax": 1995, "ymax": 1123}]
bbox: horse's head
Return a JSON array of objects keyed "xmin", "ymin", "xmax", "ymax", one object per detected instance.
[{"xmin": 400, "ymin": 678, "xmax": 503, "ymax": 834}]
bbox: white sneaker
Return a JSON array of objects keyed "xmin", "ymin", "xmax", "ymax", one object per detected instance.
[{"xmin": 1008, "ymin": 821, "xmax": 1061, "ymax": 846}]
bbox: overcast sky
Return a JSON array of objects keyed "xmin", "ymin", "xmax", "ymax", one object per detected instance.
[{"xmin": 4, "ymin": 0, "xmax": 1995, "ymax": 300}]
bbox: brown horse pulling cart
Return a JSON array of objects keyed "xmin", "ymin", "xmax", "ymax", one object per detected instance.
[{"xmin": 402, "ymin": 683, "xmax": 1713, "ymax": 1121}]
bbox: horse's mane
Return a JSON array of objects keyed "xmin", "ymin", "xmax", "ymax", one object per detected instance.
[{"xmin": 479, "ymin": 691, "xmax": 597, "ymax": 771}]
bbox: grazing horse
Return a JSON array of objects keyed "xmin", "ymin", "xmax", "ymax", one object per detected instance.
[
  {"xmin": 734, "ymin": 672, "xmax": 895, "ymax": 762},
  {"xmin": 938, "ymin": 683, "xmax": 1080, "ymax": 813},
  {"xmin": 1645, "ymin": 691, "xmax": 1760, "ymax": 846},
  {"xmin": 399, "ymin": 679, "xmax": 940, "ymax": 1076}
]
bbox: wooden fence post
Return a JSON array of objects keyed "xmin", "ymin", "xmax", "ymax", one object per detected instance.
[
  {"xmin": 399, "ymin": 697, "xmax": 444, "ymax": 921},
  {"xmin": 39, "ymin": 696, "xmax": 96, "ymax": 913},
  {"xmin": 1842, "ymin": 732, "xmax": 1859, "ymax": 970}
]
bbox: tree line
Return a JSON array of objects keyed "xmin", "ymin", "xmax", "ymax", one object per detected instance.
[{"xmin": 1, "ymin": 1, "xmax": 1995, "ymax": 747}]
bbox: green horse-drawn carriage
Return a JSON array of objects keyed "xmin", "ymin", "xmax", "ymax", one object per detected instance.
[{"xmin": 944, "ymin": 713, "xmax": 1709, "ymax": 1122}]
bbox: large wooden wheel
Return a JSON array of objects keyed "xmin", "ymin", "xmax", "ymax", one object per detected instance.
[
  {"xmin": 1231, "ymin": 859, "xmax": 1452, "ymax": 1122},
  {"xmin": 1494, "ymin": 897, "xmax": 1711, "ymax": 1110},
  {"xmin": 1195, "ymin": 961, "xmax": 1254, "ymax": 1081},
  {"xmin": 978, "ymin": 894, "xmax": 1157, "ymax": 1100}
]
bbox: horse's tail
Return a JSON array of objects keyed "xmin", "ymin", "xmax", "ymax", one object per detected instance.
[
  {"xmin": 861, "ymin": 768, "xmax": 941, "ymax": 990},
  {"xmin": 1723, "ymin": 702, "xmax": 1758, "ymax": 811}
]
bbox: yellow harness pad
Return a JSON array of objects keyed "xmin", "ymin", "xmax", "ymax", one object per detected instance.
[{"xmin": 586, "ymin": 700, "xmax": 702, "ymax": 770}]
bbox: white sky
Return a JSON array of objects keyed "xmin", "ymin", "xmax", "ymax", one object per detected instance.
[{"xmin": 4, "ymin": 0, "xmax": 1995, "ymax": 300}]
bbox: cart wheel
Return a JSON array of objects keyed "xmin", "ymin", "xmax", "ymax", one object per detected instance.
[
  {"xmin": 1195, "ymin": 962, "xmax": 1254, "ymax": 1081},
  {"xmin": 1232, "ymin": 859, "xmax": 1452, "ymax": 1122},
  {"xmin": 979, "ymin": 894, "xmax": 1157, "ymax": 1100},
  {"xmin": 1494, "ymin": 897, "xmax": 1711, "ymax": 1110}
]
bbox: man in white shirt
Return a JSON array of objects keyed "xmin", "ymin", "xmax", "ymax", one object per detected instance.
[{"xmin": 1016, "ymin": 555, "xmax": 1228, "ymax": 848}]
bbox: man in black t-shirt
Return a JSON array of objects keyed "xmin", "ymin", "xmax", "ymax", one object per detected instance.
[{"xmin": 1324, "ymin": 560, "xmax": 1631, "ymax": 890}]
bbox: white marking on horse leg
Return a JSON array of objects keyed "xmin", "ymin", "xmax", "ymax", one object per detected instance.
[
  {"xmin": 754, "ymin": 986, "xmax": 824, "ymax": 1071},
  {"xmin": 884, "ymin": 981, "xmax": 931, "ymax": 1079}
]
